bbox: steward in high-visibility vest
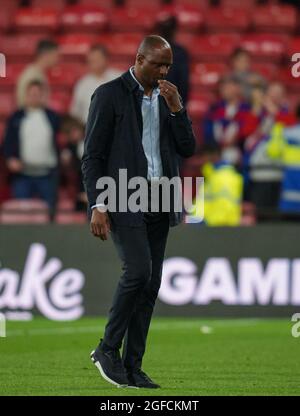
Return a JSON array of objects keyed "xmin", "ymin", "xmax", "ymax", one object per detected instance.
[
  {"xmin": 192, "ymin": 159, "xmax": 243, "ymax": 226},
  {"xmin": 267, "ymin": 112, "xmax": 300, "ymax": 213}
]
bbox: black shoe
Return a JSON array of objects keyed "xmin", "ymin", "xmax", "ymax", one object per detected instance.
[
  {"xmin": 90, "ymin": 346, "xmax": 129, "ymax": 388},
  {"xmin": 127, "ymin": 369, "xmax": 161, "ymax": 389}
]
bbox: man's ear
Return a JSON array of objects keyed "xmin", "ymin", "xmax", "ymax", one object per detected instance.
[{"xmin": 136, "ymin": 53, "xmax": 144, "ymax": 66}]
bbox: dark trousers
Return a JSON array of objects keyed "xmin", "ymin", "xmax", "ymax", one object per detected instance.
[
  {"xmin": 12, "ymin": 170, "xmax": 58, "ymax": 219},
  {"xmin": 102, "ymin": 193, "xmax": 170, "ymax": 371},
  {"xmin": 249, "ymin": 180, "xmax": 281, "ymax": 209}
]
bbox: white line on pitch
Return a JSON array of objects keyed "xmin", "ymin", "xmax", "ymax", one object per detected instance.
[{"xmin": 5, "ymin": 319, "xmax": 262, "ymax": 337}]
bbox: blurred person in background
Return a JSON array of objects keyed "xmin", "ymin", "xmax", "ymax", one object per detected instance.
[
  {"xmin": 229, "ymin": 48, "xmax": 266, "ymax": 101},
  {"xmin": 241, "ymin": 83, "xmax": 267, "ymax": 140},
  {"xmin": 203, "ymin": 75, "xmax": 250, "ymax": 167},
  {"xmin": 263, "ymin": 82, "xmax": 294, "ymax": 125},
  {"xmin": 241, "ymin": 82, "xmax": 268, "ymax": 199},
  {"xmin": 16, "ymin": 39, "xmax": 59, "ymax": 108},
  {"xmin": 61, "ymin": 116, "xmax": 87, "ymax": 212},
  {"xmin": 191, "ymin": 143, "xmax": 243, "ymax": 226},
  {"xmin": 267, "ymin": 103, "xmax": 300, "ymax": 218},
  {"xmin": 3, "ymin": 80, "xmax": 60, "ymax": 221},
  {"xmin": 155, "ymin": 15, "xmax": 189, "ymax": 105},
  {"xmin": 244, "ymin": 81, "xmax": 295, "ymax": 214},
  {"xmin": 70, "ymin": 44, "xmax": 122, "ymax": 124},
  {"xmin": 243, "ymin": 82, "xmax": 294, "ymax": 153}
]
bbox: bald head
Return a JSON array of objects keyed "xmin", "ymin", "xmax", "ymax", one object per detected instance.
[
  {"xmin": 134, "ymin": 35, "xmax": 173, "ymax": 91},
  {"xmin": 137, "ymin": 35, "xmax": 171, "ymax": 56}
]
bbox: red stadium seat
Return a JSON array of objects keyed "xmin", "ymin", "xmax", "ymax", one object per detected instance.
[
  {"xmin": 55, "ymin": 212, "xmax": 86, "ymax": 224},
  {"xmin": 0, "ymin": 199, "xmax": 50, "ymax": 224},
  {"xmin": 14, "ymin": 7, "xmax": 60, "ymax": 33},
  {"xmin": 278, "ymin": 66, "xmax": 300, "ymax": 91},
  {"xmin": 0, "ymin": 92, "xmax": 16, "ymax": 119},
  {"xmin": 61, "ymin": 5, "xmax": 108, "ymax": 32},
  {"xmin": 0, "ymin": 10, "xmax": 13, "ymax": 33},
  {"xmin": 288, "ymin": 37, "xmax": 300, "ymax": 57},
  {"xmin": 157, "ymin": 4, "xmax": 204, "ymax": 32},
  {"xmin": 186, "ymin": 92, "xmax": 214, "ymax": 119},
  {"xmin": 0, "ymin": 213, "xmax": 50, "ymax": 224},
  {"xmin": 78, "ymin": 0, "xmax": 113, "ymax": 8},
  {"xmin": 177, "ymin": 33, "xmax": 240, "ymax": 61},
  {"xmin": 287, "ymin": 92, "xmax": 300, "ymax": 111},
  {"xmin": 47, "ymin": 62, "xmax": 86, "ymax": 88},
  {"xmin": 112, "ymin": 60, "xmax": 134, "ymax": 73},
  {"xmin": 205, "ymin": 7, "xmax": 251, "ymax": 32},
  {"xmin": 0, "ymin": 63, "xmax": 26, "ymax": 91},
  {"xmin": 57, "ymin": 33, "xmax": 100, "ymax": 58},
  {"xmin": 48, "ymin": 91, "xmax": 71, "ymax": 114},
  {"xmin": 222, "ymin": 0, "xmax": 255, "ymax": 8},
  {"xmin": 32, "ymin": 0, "xmax": 66, "ymax": 10},
  {"xmin": 251, "ymin": 63, "xmax": 279, "ymax": 81},
  {"xmin": 0, "ymin": 0, "xmax": 19, "ymax": 11},
  {"xmin": 240, "ymin": 34, "xmax": 289, "ymax": 62},
  {"xmin": 57, "ymin": 198, "xmax": 75, "ymax": 211},
  {"xmin": 175, "ymin": 32, "xmax": 195, "ymax": 49},
  {"xmin": 0, "ymin": 34, "xmax": 51, "ymax": 62},
  {"xmin": 174, "ymin": 0, "xmax": 209, "ymax": 7},
  {"xmin": 110, "ymin": 7, "xmax": 157, "ymax": 32},
  {"xmin": 98, "ymin": 33, "xmax": 143, "ymax": 60},
  {"xmin": 253, "ymin": 5, "xmax": 297, "ymax": 33},
  {"xmin": 191, "ymin": 62, "xmax": 228, "ymax": 91},
  {"xmin": 1, "ymin": 199, "xmax": 49, "ymax": 211},
  {"xmin": 127, "ymin": 0, "xmax": 161, "ymax": 8}
]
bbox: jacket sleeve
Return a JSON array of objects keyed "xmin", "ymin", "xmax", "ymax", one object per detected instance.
[
  {"xmin": 169, "ymin": 108, "xmax": 196, "ymax": 158},
  {"xmin": 81, "ymin": 85, "xmax": 115, "ymax": 208},
  {"xmin": 2, "ymin": 113, "xmax": 19, "ymax": 159}
]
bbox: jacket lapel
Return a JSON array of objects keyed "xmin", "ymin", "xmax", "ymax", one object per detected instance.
[
  {"xmin": 121, "ymin": 69, "xmax": 143, "ymax": 138},
  {"xmin": 133, "ymin": 88, "xmax": 143, "ymax": 138},
  {"xmin": 158, "ymin": 95, "xmax": 169, "ymax": 144}
]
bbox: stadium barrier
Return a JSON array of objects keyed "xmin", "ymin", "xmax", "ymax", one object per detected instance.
[{"xmin": 0, "ymin": 224, "xmax": 299, "ymax": 320}]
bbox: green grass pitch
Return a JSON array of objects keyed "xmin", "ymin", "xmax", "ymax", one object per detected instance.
[{"xmin": 0, "ymin": 317, "xmax": 299, "ymax": 396}]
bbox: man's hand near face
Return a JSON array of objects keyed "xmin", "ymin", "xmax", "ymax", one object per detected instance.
[
  {"xmin": 158, "ymin": 80, "xmax": 183, "ymax": 113},
  {"xmin": 90, "ymin": 208, "xmax": 111, "ymax": 241}
]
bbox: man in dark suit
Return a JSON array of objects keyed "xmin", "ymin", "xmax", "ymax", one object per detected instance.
[{"xmin": 82, "ymin": 35, "xmax": 195, "ymax": 389}]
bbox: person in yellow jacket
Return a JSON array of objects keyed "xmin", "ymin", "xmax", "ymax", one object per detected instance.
[
  {"xmin": 191, "ymin": 144, "xmax": 243, "ymax": 226},
  {"xmin": 267, "ymin": 105, "xmax": 300, "ymax": 214}
]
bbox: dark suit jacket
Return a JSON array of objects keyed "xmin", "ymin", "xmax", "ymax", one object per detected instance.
[{"xmin": 81, "ymin": 69, "xmax": 196, "ymax": 227}]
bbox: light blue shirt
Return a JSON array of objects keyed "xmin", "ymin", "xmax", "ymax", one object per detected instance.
[{"xmin": 130, "ymin": 66, "xmax": 163, "ymax": 180}]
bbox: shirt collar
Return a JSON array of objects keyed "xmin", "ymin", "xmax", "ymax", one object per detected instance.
[
  {"xmin": 130, "ymin": 66, "xmax": 143, "ymax": 91},
  {"xmin": 129, "ymin": 66, "xmax": 160, "ymax": 96}
]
